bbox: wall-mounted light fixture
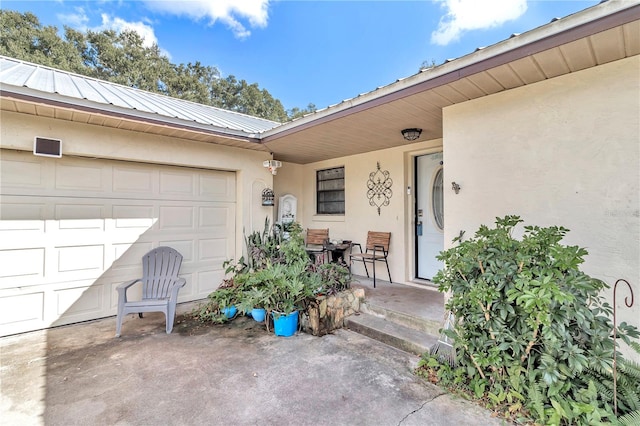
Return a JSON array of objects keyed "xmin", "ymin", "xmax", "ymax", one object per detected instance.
[
  {"xmin": 262, "ymin": 188, "xmax": 275, "ymax": 206},
  {"xmin": 263, "ymin": 160, "xmax": 282, "ymax": 175},
  {"xmin": 451, "ymin": 182, "xmax": 461, "ymax": 194},
  {"xmin": 401, "ymin": 128, "xmax": 422, "ymax": 141}
]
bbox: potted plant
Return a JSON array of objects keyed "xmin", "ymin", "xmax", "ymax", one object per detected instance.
[
  {"xmin": 237, "ymin": 286, "xmax": 267, "ymax": 323},
  {"xmin": 258, "ymin": 262, "xmax": 317, "ymax": 336},
  {"xmin": 206, "ymin": 282, "xmax": 242, "ymax": 320},
  {"xmin": 193, "ymin": 219, "xmax": 330, "ymax": 333}
]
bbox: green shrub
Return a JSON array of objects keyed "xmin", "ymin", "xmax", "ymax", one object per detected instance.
[
  {"xmin": 312, "ymin": 262, "xmax": 352, "ymax": 296},
  {"xmin": 419, "ymin": 215, "xmax": 639, "ymax": 425},
  {"xmin": 194, "ymin": 219, "xmax": 351, "ymax": 323}
]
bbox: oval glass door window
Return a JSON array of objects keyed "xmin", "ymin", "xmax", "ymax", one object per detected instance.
[{"xmin": 432, "ymin": 168, "xmax": 444, "ymax": 230}]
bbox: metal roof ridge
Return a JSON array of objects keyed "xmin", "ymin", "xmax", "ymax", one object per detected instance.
[{"xmin": 0, "ymin": 55, "xmax": 281, "ymax": 127}]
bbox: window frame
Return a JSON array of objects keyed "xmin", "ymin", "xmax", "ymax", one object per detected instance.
[{"xmin": 316, "ymin": 166, "xmax": 345, "ymax": 215}]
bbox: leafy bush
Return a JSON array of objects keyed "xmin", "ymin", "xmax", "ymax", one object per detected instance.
[
  {"xmin": 312, "ymin": 262, "xmax": 352, "ymax": 296},
  {"xmin": 417, "ymin": 216, "xmax": 640, "ymax": 425}
]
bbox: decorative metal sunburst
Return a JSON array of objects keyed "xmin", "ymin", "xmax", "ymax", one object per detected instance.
[{"xmin": 367, "ymin": 162, "xmax": 393, "ymax": 215}]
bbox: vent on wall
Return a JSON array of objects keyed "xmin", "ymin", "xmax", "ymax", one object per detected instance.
[{"xmin": 34, "ymin": 137, "xmax": 62, "ymax": 158}]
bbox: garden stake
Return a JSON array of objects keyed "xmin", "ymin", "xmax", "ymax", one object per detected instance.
[
  {"xmin": 430, "ymin": 310, "xmax": 456, "ymax": 367},
  {"xmin": 612, "ymin": 278, "xmax": 634, "ymax": 416}
]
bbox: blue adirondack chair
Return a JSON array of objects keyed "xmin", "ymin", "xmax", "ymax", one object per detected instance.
[{"xmin": 115, "ymin": 246, "xmax": 186, "ymax": 337}]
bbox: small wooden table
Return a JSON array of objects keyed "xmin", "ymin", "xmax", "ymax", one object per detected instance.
[{"xmin": 324, "ymin": 242, "xmax": 352, "ymax": 264}]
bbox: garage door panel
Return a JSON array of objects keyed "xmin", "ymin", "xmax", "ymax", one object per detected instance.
[
  {"xmin": 55, "ymin": 162, "xmax": 105, "ymax": 191},
  {"xmin": 112, "ymin": 166, "xmax": 155, "ymax": 194},
  {"xmin": 160, "ymin": 171, "xmax": 195, "ymax": 197},
  {"xmin": 175, "ymin": 272, "xmax": 195, "ymax": 300},
  {"xmin": 200, "ymin": 174, "xmax": 235, "ymax": 201},
  {"xmin": 199, "ymin": 206, "xmax": 232, "ymax": 229},
  {"xmin": 196, "ymin": 269, "xmax": 224, "ymax": 296},
  {"xmin": 1, "ymin": 157, "xmax": 45, "ymax": 188},
  {"xmin": 56, "ymin": 204, "xmax": 106, "ymax": 230},
  {"xmin": 0, "ymin": 248, "xmax": 45, "ymax": 283},
  {"xmin": 0, "ymin": 292, "xmax": 44, "ymax": 326},
  {"xmin": 111, "ymin": 242, "xmax": 155, "ymax": 270},
  {"xmin": 112, "ymin": 205, "xmax": 156, "ymax": 228},
  {"xmin": 56, "ymin": 245, "xmax": 105, "ymax": 278},
  {"xmin": 0, "ymin": 150, "xmax": 236, "ymax": 335},
  {"xmin": 158, "ymin": 240, "xmax": 193, "ymax": 262},
  {"xmin": 158, "ymin": 205, "xmax": 195, "ymax": 229},
  {"xmin": 0, "ymin": 222, "xmax": 45, "ymax": 242},
  {"xmin": 0, "ymin": 201, "xmax": 47, "ymax": 223},
  {"xmin": 199, "ymin": 238, "xmax": 229, "ymax": 264},
  {"xmin": 107, "ymin": 279, "xmax": 124, "ymax": 310},
  {"xmin": 54, "ymin": 283, "xmax": 103, "ymax": 317}
]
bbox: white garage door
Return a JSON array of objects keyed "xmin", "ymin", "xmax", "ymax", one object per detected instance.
[{"xmin": 0, "ymin": 150, "xmax": 235, "ymax": 336}]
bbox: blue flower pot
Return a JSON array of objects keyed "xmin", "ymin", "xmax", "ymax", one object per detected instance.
[
  {"xmin": 272, "ymin": 310, "xmax": 298, "ymax": 337},
  {"xmin": 222, "ymin": 305, "xmax": 237, "ymax": 319},
  {"xmin": 251, "ymin": 308, "xmax": 266, "ymax": 322}
]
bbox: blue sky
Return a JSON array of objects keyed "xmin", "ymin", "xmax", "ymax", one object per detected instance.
[{"xmin": 3, "ymin": 0, "xmax": 599, "ymax": 112}]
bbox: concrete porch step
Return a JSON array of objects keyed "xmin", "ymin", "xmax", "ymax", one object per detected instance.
[
  {"xmin": 360, "ymin": 299, "xmax": 442, "ymax": 336},
  {"xmin": 345, "ymin": 313, "xmax": 439, "ymax": 357}
]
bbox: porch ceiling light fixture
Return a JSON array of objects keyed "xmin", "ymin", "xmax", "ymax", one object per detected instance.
[
  {"xmin": 401, "ymin": 128, "xmax": 422, "ymax": 141},
  {"xmin": 263, "ymin": 160, "xmax": 282, "ymax": 175}
]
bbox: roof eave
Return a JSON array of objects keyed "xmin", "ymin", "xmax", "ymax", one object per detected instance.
[
  {"xmin": 261, "ymin": 0, "xmax": 640, "ymax": 142},
  {"xmin": 1, "ymin": 85, "xmax": 263, "ymax": 143}
]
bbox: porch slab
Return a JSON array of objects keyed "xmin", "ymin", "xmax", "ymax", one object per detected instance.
[
  {"xmin": 350, "ymin": 276, "xmax": 445, "ymax": 328},
  {"xmin": 0, "ymin": 301, "xmax": 503, "ymax": 426}
]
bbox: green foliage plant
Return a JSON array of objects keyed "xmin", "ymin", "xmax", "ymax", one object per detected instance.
[
  {"xmin": 311, "ymin": 262, "xmax": 352, "ymax": 296},
  {"xmin": 194, "ymin": 218, "xmax": 352, "ymax": 330},
  {"xmin": 193, "ymin": 279, "xmax": 241, "ymax": 324},
  {"xmin": 418, "ymin": 215, "xmax": 640, "ymax": 425}
]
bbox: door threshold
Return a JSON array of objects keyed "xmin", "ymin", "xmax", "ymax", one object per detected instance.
[{"xmin": 410, "ymin": 278, "xmax": 438, "ymax": 288}]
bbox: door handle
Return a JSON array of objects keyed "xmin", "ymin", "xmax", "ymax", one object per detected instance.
[{"xmin": 416, "ymin": 221, "xmax": 423, "ymax": 236}]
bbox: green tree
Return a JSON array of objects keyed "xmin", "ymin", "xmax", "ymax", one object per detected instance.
[
  {"xmin": 1, "ymin": 9, "xmax": 307, "ymax": 122},
  {"xmin": 76, "ymin": 29, "xmax": 173, "ymax": 93},
  {"xmin": 0, "ymin": 10, "xmax": 84, "ymax": 72},
  {"xmin": 167, "ymin": 61, "xmax": 219, "ymax": 105},
  {"xmin": 287, "ymin": 103, "xmax": 317, "ymax": 120}
]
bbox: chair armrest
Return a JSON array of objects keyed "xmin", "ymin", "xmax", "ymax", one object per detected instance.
[
  {"xmin": 116, "ymin": 279, "xmax": 141, "ymax": 302},
  {"xmin": 351, "ymin": 243, "xmax": 363, "ymax": 254},
  {"xmin": 372, "ymin": 244, "xmax": 387, "ymax": 256},
  {"xmin": 169, "ymin": 278, "xmax": 187, "ymax": 302}
]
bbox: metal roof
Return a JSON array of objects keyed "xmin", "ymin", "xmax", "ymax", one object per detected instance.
[
  {"xmin": 0, "ymin": 57, "xmax": 280, "ymax": 136},
  {"xmin": 1, "ymin": 0, "xmax": 638, "ymax": 163}
]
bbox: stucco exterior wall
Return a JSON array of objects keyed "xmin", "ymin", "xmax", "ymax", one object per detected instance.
[
  {"xmin": 443, "ymin": 56, "xmax": 639, "ymax": 332},
  {"xmin": 0, "ymin": 111, "xmax": 274, "ymax": 260},
  {"xmin": 273, "ymin": 162, "xmax": 304, "ymax": 223},
  {"xmin": 275, "ymin": 139, "xmax": 443, "ymax": 284}
]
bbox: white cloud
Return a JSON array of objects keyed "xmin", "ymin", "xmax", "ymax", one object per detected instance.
[
  {"xmin": 431, "ymin": 0, "xmax": 528, "ymax": 45},
  {"xmin": 143, "ymin": 0, "xmax": 270, "ymax": 39},
  {"xmin": 98, "ymin": 14, "xmax": 159, "ymax": 48},
  {"xmin": 57, "ymin": 7, "xmax": 90, "ymax": 30}
]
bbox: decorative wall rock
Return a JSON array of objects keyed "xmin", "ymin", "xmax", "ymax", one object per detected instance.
[{"xmin": 301, "ymin": 288, "xmax": 365, "ymax": 336}]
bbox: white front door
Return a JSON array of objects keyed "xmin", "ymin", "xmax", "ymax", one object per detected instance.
[{"xmin": 416, "ymin": 153, "xmax": 444, "ymax": 280}]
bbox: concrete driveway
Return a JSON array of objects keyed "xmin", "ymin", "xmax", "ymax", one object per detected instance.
[{"xmin": 1, "ymin": 303, "xmax": 505, "ymax": 426}]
